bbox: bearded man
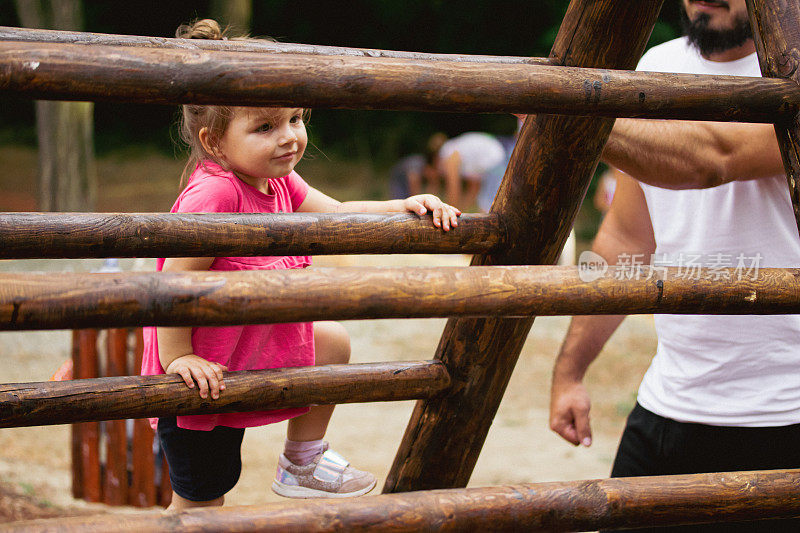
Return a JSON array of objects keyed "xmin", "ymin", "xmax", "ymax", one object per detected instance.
[{"xmin": 549, "ymin": 1, "xmax": 800, "ymax": 530}]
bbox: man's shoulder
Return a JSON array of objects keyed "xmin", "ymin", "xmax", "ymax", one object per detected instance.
[
  {"xmin": 644, "ymin": 36, "xmax": 690, "ymax": 55},
  {"xmin": 637, "ymin": 37, "xmax": 692, "ymax": 71}
]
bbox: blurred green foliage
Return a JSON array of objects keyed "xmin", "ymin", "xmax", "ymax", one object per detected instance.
[{"xmin": 0, "ymin": 0, "xmax": 681, "ymax": 163}]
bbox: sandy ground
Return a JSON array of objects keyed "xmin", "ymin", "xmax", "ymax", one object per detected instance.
[{"xmin": 0, "ymin": 253, "xmax": 657, "ymax": 518}]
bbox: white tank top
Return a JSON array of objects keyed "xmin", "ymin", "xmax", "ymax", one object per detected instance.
[{"xmin": 634, "ymin": 38, "xmax": 800, "ymax": 426}]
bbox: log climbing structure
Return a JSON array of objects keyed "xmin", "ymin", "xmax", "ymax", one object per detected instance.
[{"xmin": 2, "ymin": 0, "xmax": 800, "ymax": 530}]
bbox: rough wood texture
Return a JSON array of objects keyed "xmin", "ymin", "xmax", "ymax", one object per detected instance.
[
  {"xmin": 747, "ymin": 0, "xmax": 800, "ymax": 236},
  {"xmin": 71, "ymin": 329, "xmax": 100, "ymax": 502},
  {"xmin": 385, "ymin": 0, "xmax": 664, "ymax": 493},
  {"xmin": 69, "ymin": 331, "xmax": 84, "ymax": 500},
  {"xmin": 9, "ymin": 469, "xmax": 800, "ymax": 532},
  {"xmin": 0, "ymin": 212, "xmax": 504, "ymax": 258},
  {"xmin": 1, "ymin": 40, "xmax": 798, "ymax": 121},
  {"xmin": 0, "ymin": 361, "xmax": 450, "ymax": 427},
  {"xmin": 0, "ymin": 25, "xmax": 550, "ymax": 65},
  {"xmin": 0, "ymin": 266, "xmax": 797, "ymax": 331},
  {"xmin": 129, "ymin": 329, "xmax": 158, "ymax": 508},
  {"xmin": 103, "ymin": 329, "xmax": 128, "ymax": 506}
]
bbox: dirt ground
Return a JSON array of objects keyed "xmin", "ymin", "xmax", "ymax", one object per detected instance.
[{"xmin": 0, "ymin": 145, "xmax": 658, "ymax": 522}]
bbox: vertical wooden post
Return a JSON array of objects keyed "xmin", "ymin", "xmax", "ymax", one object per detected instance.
[
  {"xmin": 130, "ymin": 329, "xmax": 157, "ymax": 507},
  {"xmin": 159, "ymin": 454, "xmax": 172, "ymax": 507},
  {"xmin": 71, "ymin": 329, "xmax": 101, "ymax": 501},
  {"xmin": 746, "ymin": 0, "xmax": 800, "ymax": 237},
  {"xmin": 69, "ymin": 331, "xmax": 83, "ymax": 499},
  {"xmin": 103, "ymin": 328, "xmax": 128, "ymax": 505},
  {"xmin": 384, "ymin": 0, "xmax": 664, "ymax": 492}
]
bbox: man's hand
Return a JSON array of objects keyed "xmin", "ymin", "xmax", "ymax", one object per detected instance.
[{"xmin": 550, "ymin": 376, "xmax": 593, "ymax": 447}]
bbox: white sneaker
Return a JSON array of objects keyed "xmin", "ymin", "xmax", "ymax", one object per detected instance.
[{"xmin": 272, "ymin": 443, "xmax": 376, "ymax": 499}]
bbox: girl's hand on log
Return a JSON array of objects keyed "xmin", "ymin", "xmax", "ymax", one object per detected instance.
[
  {"xmin": 166, "ymin": 354, "xmax": 228, "ymax": 400},
  {"xmin": 403, "ymin": 194, "xmax": 461, "ymax": 231}
]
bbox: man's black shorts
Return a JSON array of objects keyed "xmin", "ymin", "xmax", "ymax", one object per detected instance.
[{"xmin": 609, "ymin": 403, "xmax": 800, "ymax": 532}]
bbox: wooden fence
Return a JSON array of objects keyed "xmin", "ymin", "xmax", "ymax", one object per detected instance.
[
  {"xmin": 70, "ymin": 329, "xmax": 171, "ymax": 507},
  {"xmin": 1, "ymin": 0, "xmax": 800, "ymax": 530}
]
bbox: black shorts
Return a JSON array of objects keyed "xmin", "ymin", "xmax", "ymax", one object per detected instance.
[
  {"xmin": 609, "ymin": 403, "xmax": 800, "ymax": 532},
  {"xmin": 157, "ymin": 417, "xmax": 245, "ymax": 502}
]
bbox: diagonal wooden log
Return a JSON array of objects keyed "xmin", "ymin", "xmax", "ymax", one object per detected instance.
[
  {"xmin": 1, "ymin": 39, "xmax": 799, "ymax": 121},
  {"xmin": 0, "ymin": 361, "xmax": 450, "ymax": 428},
  {"xmin": 0, "ymin": 212, "xmax": 504, "ymax": 258},
  {"xmin": 0, "ymin": 25, "xmax": 550, "ymax": 65},
  {"xmin": 747, "ymin": 0, "xmax": 800, "ymax": 237},
  {"xmin": 7, "ymin": 469, "xmax": 800, "ymax": 532},
  {"xmin": 384, "ymin": 0, "xmax": 665, "ymax": 493}
]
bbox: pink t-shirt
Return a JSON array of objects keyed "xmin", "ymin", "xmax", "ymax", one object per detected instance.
[{"xmin": 141, "ymin": 160, "xmax": 314, "ymax": 431}]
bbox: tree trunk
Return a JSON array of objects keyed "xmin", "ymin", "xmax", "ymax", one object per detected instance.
[{"xmin": 15, "ymin": 0, "xmax": 96, "ymax": 212}]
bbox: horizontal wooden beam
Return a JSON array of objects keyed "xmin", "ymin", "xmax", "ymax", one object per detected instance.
[
  {"xmin": 7, "ymin": 469, "xmax": 800, "ymax": 531},
  {"xmin": 0, "ymin": 266, "xmax": 798, "ymax": 330},
  {"xmin": 1, "ymin": 40, "xmax": 798, "ymax": 121},
  {"xmin": 0, "ymin": 361, "xmax": 449, "ymax": 428},
  {"xmin": 0, "ymin": 26, "xmax": 550, "ymax": 65},
  {"xmin": 0, "ymin": 212, "xmax": 504, "ymax": 258}
]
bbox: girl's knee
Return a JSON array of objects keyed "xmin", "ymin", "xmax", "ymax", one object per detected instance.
[{"xmin": 314, "ymin": 321, "xmax": 350, "ymax": 365}]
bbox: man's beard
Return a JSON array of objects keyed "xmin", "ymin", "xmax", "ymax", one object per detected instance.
[{"xmin": 680, "ymin": 6, "xmax": 753, "ymax": 56}]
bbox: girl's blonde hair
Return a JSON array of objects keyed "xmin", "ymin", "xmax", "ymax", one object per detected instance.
[
  {"xmin": 175, "ymin": 19, "xmax": 252, "ymax": 187},
  {"xmin": 175, "ymin": 19, "xmax": 309, "ymax": 187}
]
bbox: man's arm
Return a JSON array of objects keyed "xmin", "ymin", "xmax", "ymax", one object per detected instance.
[
  {"xmin": 603, "ymin": 119, "xmax": 784, "ymax": 189},
  {"xmin": 549, "ymin": 170, "xmax": 656, "ymax": 446}
]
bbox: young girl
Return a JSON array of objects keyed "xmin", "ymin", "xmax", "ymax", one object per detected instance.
[{"xmin": 141, "ymin": 19, "xmax": 460, "ymax": 510}]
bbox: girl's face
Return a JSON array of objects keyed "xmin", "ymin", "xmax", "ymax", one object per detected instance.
[{"xmin": 213, "ymin": 107, "xmax": 307, "ymax": 183}]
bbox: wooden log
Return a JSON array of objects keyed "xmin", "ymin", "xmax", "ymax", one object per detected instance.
[
  {"xmin": 1, "ymin": 40, "xmax": 798, "ymax": 122},
  {"xmin": 0, "ymin": 25, "xmax": 550, "ymax": 65},
  {"xmin": 7, "ymin": 469, "xmax": 800, "ymax": 532},
  {"xmin": 385, "ymin": 0, "xmax": 664, "ymax": 493},
  {"xmin": 103, "ymin": 329, "xmax": 128, "ymax": 506},
  {"xmin": 69, "ymin": 331, "xmax": 83, "ymax": 500},
  {"xmin": 71, "ymin": 329, "xmax": 100, "ymax": 502},
  {"xmin": 0, "ymin": 266, "xmax": 797, "ymax": 331},
  {"xmin": 747, "ymin": 0, "xmax": 800, "ymax": 236},
  {"xmin": 158, "ymin": 453, "xmax": 171, "ymax": 508},
  {"xmin": 129, "ymin": 329, "xmax": 156, "ymax": 507},
  {"xmin": 0, "ymin": 212, "xmax": 504, "ymax": 258},
  {"xmin": 0, "ymin": 361, "xmax": 450, "ymax": 427}
]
